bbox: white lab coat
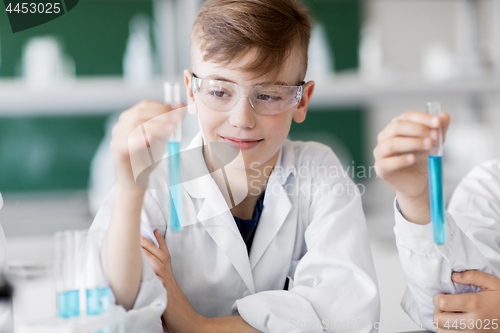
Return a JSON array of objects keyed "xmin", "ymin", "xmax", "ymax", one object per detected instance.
[
  {"xmin": 394, "ymin": 159, "xmax": 500, "ymax": 331},
  {"xmin": 0, "ymin": 192, "xmax": 5, "ymax": 268},
  {"xmin": 91, "ymin": 132, "xmax": 380, "ymax": 333}
]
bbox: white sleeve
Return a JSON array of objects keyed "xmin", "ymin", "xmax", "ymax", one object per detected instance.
[
  {"xmin": 394, "ymin": 161, "xmax": 500, "ymax": 330},
  {"xmin": 89, "ymin": 187, "xmax": 168, "ymax": 333},
  {"xmin": 235, "ymin": 150, "xmax": 380, "ymax": 333},
  {"xmin": 0, "ymin": 222, "xmax": 5, "ymax": 270},
  {"xmin": 447, "ymin": 160, "xmax": 500, "ymax": 273}
]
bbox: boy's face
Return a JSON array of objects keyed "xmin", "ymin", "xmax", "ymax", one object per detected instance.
[{"xmin": 184, "ymin": 44, "xmax": 315, "ymax": 171}]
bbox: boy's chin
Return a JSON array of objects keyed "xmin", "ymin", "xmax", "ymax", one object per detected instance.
[
  {"xmin": 224, "ymin": 158, "xmax": 254, "ymax": 171},
  {"xmin": 225, "ymin": 157, "xmax": 266, "ymax": 172}
]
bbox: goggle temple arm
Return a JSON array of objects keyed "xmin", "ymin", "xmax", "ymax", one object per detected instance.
[
  {"xmin": 295, "ymin": 82, "xmax": 306, "ymax": 104},
  {"xmin": 191, "ymin": 73, "xmax": 200, "ymax": 95}
]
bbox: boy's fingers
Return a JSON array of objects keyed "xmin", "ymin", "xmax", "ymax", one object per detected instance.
[
  {"xmin": 374, "ymin": 136, "xmax": 432, "ymax": 159},
  {"xmin": 433, "ymin": 306, "xmax": 466, "ymax": 329},
  {"xmin": 377, "ymin": 111, "xmax": 451, "ymax": 144},
  {"xmin": 140, "ymin": 236, "xmax": 168, "ymax": 262},
  {"xmin": 157, "ymin": 276, "xmax": 167, "ymax": 291},
  {"xmin": 433, "ymin": 292, "xmax": 474, "ymax": 312},
  {"xmin": 374, "ymin": 154, "xmax": 415, "ymax": 178},
  {"xmin": 140, "ymin": 235, "xmax": 153, "ymax": 246},
  {"xmin": 121, "ymin": 101, "xmax": 170, "ymax": 121},
  {"xmin": 121, "ymin": 101, "xmax": 185, "ymax": 127},
  {"xmin": 378, "ymin": 119, "xmax": 437, "ymax": 143},
  {"xmin": 142, "ymin": 247, "xmax": 164, "ymax": 274},
  {"xmin": 154, "ymin": 229, "xmax": 169, "ymax": 255},
  {"xmin": 399, "ymin": 111, "xmax": 441, "ymax": 128},
  {"xmin": 452, "ymin": 270, "xmax": 500, "ymax": 290}
]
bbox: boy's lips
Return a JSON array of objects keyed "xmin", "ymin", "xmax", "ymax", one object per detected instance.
[{"xmin": 220, "ymin": 136, "xmax": 263, "ymax": 150}]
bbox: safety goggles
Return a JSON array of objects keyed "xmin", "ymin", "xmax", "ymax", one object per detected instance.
[{"xmin": 191, "ymin": 73, "xmax": 305, "ymax": 115}]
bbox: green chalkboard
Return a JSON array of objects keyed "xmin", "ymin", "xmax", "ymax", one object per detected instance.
[
  {"xmin": 304, "ymin": 0, "xmax": 361, "ymax": 71},
  {"xmin": 0, "ymin": 115, "xmax": 108, "ymax": 192},
  {"xmin": 0, "ymin": 0, "xmax": 154, "ymax": 77}
]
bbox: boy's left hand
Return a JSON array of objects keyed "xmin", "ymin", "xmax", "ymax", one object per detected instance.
[
  {"xmin": 433, "ymin": 270, "xmax": 500, "ymax": 332},
  {"xmin": 141, "ymin": 230, "xmax": 206, "ymax": 333}
]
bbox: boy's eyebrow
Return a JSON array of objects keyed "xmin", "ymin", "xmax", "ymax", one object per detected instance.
[{"xmin": 205, "ymin": 75, "xmax": 290, "ymax": 86}]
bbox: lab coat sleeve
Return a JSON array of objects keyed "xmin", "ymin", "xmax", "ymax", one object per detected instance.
[
  {"xmin": 235, "ymin": 149, "xmax": 380, "ymax": 333},
  {"xmin": 89, "ymin": 187, "xmax": 168, "ymax": 333},
  {"xmin": 394, "ymin": 161, "xmax": 500, "ymax": 330}
]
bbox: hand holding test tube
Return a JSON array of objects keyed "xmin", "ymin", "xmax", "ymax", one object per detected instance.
[
  {"xmin": 164, "ymin": 83, "xmax": 183, "ymax": 232},
  {"xmin": 427, "ymin": 102, "xmax": 446, "ymax": 244}
]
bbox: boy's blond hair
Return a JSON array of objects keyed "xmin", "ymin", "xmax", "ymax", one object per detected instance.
[{"xmin": 191, "ymin": 0, "xmax": 312, "ymax": 83}]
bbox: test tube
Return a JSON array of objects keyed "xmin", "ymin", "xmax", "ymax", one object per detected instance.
[
  {"xmin": 55, "ymin": 232, "xmax": 66, "ymax": 318},
  {"xmin": 427, "ymin": 102, "xmax": 446, "ymax": 245},
  {"xmin": 74, "ymin": 230, "xmax": 86, "ymax": 316},
  {"xmin": 54, "ymin": 231, "xmax": 81, "ymax": 319},
  {"xmin": 164, "ymin": 82, "xmax": 183, "ymax": 232},
  {"xmin": 85, "ymin": 231, "xmax": 112, "ymax": 333}
]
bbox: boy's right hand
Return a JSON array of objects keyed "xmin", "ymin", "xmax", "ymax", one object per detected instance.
[
  {"xmin": 373, "ymin": 111, "xmax": 450, "ymax": 225},
  {"xmin": 110, "ymin": 100, "xmax": 184, "ymax": 193}
]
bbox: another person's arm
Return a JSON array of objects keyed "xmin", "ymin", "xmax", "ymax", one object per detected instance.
[
  {"xmin": 433, "ymin": 270, "xmax": 500, "ymax": 332},
  {"xmin": 373, "ymin": 112, "xmax": 499, "ymax": 329},
  {"xmin": 373, "ymin": 111, "xmax": 450, "ymax": 224}
]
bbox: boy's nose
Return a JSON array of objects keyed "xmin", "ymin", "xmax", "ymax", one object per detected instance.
[{"xmin": 228, "ymin": 97, "xmax": 256, "ymax": 129}]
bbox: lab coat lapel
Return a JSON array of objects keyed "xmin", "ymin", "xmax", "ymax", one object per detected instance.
[
  {"xmin": 249, "ymin": 144, "xmax": 294, "ymax": 270},
  {"xmin": 196, "ymin": 177, "xmax": 256, "ymax": 294},
  {"xmin": 182, "ymin": 133, "xmax": 255, "ymax": 293}
]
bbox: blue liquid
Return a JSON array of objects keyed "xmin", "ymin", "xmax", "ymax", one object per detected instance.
[
  {"xmin": 87, "ymin": 287, "xmax": 112, "ymax": 333},
  {"xmin": 168, "ymin": 142, "xmax": 182, "ymax": 232},
  {"xmin": 86, "ymin": 287, "xmax": 112, "ymax": 315},
  {"xmin": 57, "ymin": 290, "xmax": 79, "ymax": 318},
  {"xmin": 428, "ymin": 156, "xmax": 446, "ymax": 244},
  {"xmin": 57, "ymin": 292, "xmax": 69, "ymax": 318}
]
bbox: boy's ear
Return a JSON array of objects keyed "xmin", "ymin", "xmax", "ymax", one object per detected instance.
[
  {"xmin": 184, "ymin": 69, "xmax": 198, "ymax": 115},
  {"xmin": 293, "ymin": 81, "xmax": 315, "ymax": 124}
]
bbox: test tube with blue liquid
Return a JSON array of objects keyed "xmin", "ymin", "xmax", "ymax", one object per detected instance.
[
  {"xmin": 164, "ymin": 82, "xmax": 183, "ymax": 232},
  {"xmin": 427, "ymin": 102, "xmax": 446, "ymax": 245},
  {"xmin": 55, "ymin": 231, "xmax": 82, "ymax": 319},
  {"xmin": 85, "ymin": 231, "xmax": 112, "ymax": 333}
]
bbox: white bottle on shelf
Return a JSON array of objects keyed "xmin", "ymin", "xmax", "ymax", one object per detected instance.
[
  {"xmin": 359, "ymin": 22, "xmax": 385, "ymax": 83},
  {"xmin": 123, "ymin": 14, "xmax": 155, "ymax": 86},
  {"xmin": 454, "ymin": 0, "xmax": 484, "ymax": 78}
]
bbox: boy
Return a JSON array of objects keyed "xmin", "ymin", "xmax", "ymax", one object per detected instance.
[
  {"xmin": 91, "ymin": 0, "xmax": 380, "ymax": 332},
  {"xmin": 374, "ymin": 111, "xmax": 500, "ymax": 331}
]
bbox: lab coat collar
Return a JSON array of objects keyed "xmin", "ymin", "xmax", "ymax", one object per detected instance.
[
  {"xmin": 180, "ymin": 132, "xmax": 294, "ymax": 282},
  {"xmin": 249, "ymin": 174, "xmax": 292, "ymax": 269},
  {"xmin": 273, "ymin": 139, "xmax": 296, "ymax": 186},
  {"xmin": 196, "ymin": 180, "xmax": 256, "ymax": 293},
  {"xmin": 180, "ymin": 132, "xmax": 255, "ymax": 292},
  {"xmin": 247, "ymin": 140, "xmax": 295, "ymax": 269}
]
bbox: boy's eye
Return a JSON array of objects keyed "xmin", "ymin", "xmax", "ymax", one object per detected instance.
[
  {"xmin": 257, "ymin": 94, "xmax": 282, "ymax": 102},
  {"xmin": 208, "ymin": 90, "xmax": 230, "ymax": 98}
]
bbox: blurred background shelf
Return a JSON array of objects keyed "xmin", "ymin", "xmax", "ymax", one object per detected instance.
[
  {"xmin": 307, "ymin": 74, "xmax": 500, "ymax": 108},
  {"xmin": 0, "ymin": 78, "xmax": 164, "ymax": 115},
  {"xmin": 2, "ymin": 75, "xmax": 500, "ymax": 114}
]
